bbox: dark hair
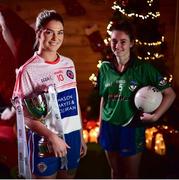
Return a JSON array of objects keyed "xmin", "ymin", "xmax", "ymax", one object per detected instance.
[
  {"xmin": 111, "ymin": 20, "xmax": 135, "ymax": 41},
  {"xmin": 110, "ymin": 20, "xmax": 137, "ymax": 67},
  {"xmin": 34, "ymin": 10, "xmax": 64, "ymax": 51},
  {"xmin": 35, "ymin": 9, "xmax": 64, "ymax": 32}
]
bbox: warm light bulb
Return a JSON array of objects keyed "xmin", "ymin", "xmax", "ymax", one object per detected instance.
[{"xmin": 83, "ymin": 130, "xmax": 89, "ymax": 143}]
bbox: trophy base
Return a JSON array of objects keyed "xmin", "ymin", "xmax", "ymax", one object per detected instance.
[{"xmin": 38, "ymin": 137, "xmax": 55, "ymax": 158}]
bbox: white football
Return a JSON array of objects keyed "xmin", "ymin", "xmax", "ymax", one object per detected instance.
[{"xmin": 134, "ymin": 86, "xmax": 163, "ymax": 113}]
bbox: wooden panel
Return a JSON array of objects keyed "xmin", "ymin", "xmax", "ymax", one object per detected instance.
[
  {"xmin": 63, "ymin": 35, "xmax": 89, "ymax": 46},
  {"xmin": 1, "ymin": 0, "xmax": 177, "ymax": 109}
]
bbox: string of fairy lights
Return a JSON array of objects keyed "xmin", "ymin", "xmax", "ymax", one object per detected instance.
[
  {"xmin": 147, "ymin": 0, "xmax": 154, "ymax": 6},
  {"xmin": 106, "ymin": 0, "xmax": 165, "ymax": 61},
  {"xmin": 89, "ymin": 0, "xmax": 169, "ymax": 84},
  {"xmin": 112, "ymin": 1, "xmax": 160, "ymax": 20}
]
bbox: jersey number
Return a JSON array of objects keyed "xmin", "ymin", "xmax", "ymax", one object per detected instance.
[
  {"xmin": 57, "ymin": 74, "xmax": 64, "ymax": 81},
  {"xmin": 119, "ymin": 84, "xmax": 123, "ymax": 92}
]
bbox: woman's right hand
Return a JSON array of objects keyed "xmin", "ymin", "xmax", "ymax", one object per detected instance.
[{"xmin": 48, "ymin": 133, "xmax": 70, "ymax": 158}]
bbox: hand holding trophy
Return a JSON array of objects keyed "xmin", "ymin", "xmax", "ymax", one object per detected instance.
[
  {"xmin": 13, "ymin": 84, "xmax": 68, "ymax": 178},
  {"xmin": 23, "ymin": 90, "xmax": 55, "ymax": 157},
  {"xmin": 23, "ymin": 85, "xmax": 68, "ymax": 169}
]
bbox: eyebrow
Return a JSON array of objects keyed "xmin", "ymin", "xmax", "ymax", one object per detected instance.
[
  {"xmin": 45, "ymin": 28, "xmax": 64, "ymax": 33},
  {"xmin": 111, "ymin": 38, "xmax": 127, "ymax": 41}
]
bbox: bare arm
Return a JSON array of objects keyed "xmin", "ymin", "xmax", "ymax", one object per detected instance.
[
  {"xmin": 98, "ymin": 97, "xmax": 104, "ymax": 138},
  {"xmin": 78, "ymin": 107, "xmax": 87, "ymax": 158},
  {"xmin": 141, "ymin": 87, "xmax": 176, "ymax": 122}
]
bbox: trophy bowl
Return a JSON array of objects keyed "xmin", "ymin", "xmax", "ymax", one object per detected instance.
[{"xmin": 23, "ymin": 92, "xmax": 49, "ymax": 120}]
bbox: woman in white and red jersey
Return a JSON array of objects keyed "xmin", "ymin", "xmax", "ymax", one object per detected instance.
[{"xmin": 13, "ymin": 10, "xmax": 87, "ymax": 179}]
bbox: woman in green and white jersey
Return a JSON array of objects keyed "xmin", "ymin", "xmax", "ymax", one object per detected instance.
[{"xmin": 98, "ymin": 20, "xmax": 176, "ymax": 179}]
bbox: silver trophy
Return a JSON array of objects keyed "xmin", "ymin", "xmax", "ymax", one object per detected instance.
[
  {"xmin": 23, "ymin": 92, "xmax": 55, "ymax": 157},
  {"xmin": 22, "ymin": 86, "xmax": 67, "ymax": 169}
]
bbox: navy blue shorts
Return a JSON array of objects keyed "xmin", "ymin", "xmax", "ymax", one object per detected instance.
[
  {"xmin": 27, "ymin": 130, "xmax": 81, "ymax": 176},
  {"xmin": 99, "ymin": 120, "xmax": 145, "ymax": 157}
]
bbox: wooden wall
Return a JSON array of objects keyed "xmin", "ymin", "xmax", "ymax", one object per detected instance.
[
  {"xmin": 173, "ymin": 0, "xmax": 179, "ymax": 102},
  {"xmin": 1, "ymin": 0, "xmax": 178, "ymax": 110},
  {"xmin": 160, "ymin": 0, "xmax": 179, "ymax": 104},
  {"xmin": 159, "ymin": 0, "xmax": 177, "ymax": 73},
  {"xmin": 2, "ymin": 0, "xmax": 113, "ymax": 110}
]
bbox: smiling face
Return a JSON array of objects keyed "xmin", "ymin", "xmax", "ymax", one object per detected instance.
[
  {"xmin": 38, "ymin": 20, "xmax": 64, "ymax": 53},
  {"xmin": 110, "ymin": 30, "xmax": 134, "ymax": 65}
]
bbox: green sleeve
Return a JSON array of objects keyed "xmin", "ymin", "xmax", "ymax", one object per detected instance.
[{"xmin": 144, "ymin": 62, "xmax": 171, "ymax": 91}]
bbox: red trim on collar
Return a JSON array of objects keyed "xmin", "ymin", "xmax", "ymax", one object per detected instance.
[{"xmin": 45, "ymin": 57, "xmax": 60, "ymax": 64}]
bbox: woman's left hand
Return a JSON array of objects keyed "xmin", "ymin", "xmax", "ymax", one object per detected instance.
[
  {"xmin": 140, "ymin": 112, "xmax": 158, "ymax": 122},
  {"xmin": 80, "ymin": 138, "xmax": 87, "ymax": 158}
]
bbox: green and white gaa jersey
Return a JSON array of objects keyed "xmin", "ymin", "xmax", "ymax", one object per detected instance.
[{"xmin": 98, "ymin": 58, "xmax": 170, "ymax": 126}]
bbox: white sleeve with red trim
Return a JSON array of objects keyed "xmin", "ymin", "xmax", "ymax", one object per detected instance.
[{"xmin": 13, "ymin": 67, "xmax": 34, "ymax": 99}]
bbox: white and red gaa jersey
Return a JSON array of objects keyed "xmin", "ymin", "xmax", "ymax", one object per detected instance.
[{"xmin": 13, "ymin": 52, "xmax": 82, "ymax": 134}]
